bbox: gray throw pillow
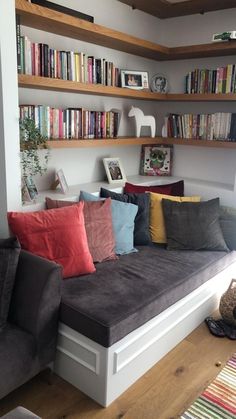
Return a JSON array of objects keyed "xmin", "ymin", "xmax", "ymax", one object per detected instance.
[
  {"xmin": 0, "ymin": 237, "xmax": 21, "ymax": 329},
  {"xmin": 220, "ymin": 205, "xmax": 236, "ymax": 250},
  {"xmin": 162, "ymin": 198, "xmax": 229, "ymax": 251}
]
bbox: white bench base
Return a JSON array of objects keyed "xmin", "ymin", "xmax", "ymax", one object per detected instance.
[{"xmin": 54, "ymin": 261, "xmax": 236, "ymax": 407}]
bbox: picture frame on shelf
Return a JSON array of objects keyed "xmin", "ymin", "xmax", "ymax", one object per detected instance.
[
  {"xmin": 121, "ymin": 70, "xmax": 149, "ymax": 90},
  {"xmin": 140, "ymin": 144, "xmax": 173, "ymax": 176},
  {"xmin": 150, "ymin": 74, "xmax": 168, "ymax": 93},
  {"xmin": 22, "ymin": 176, "xmax": 38, "ymax": 201},
  {"xmin": 103, "ymin": 157, "xmax": 126, "ymax": 184},
  {"xmin": 57, "ymin": 169, "xmax": 69, "ymax": 193}
]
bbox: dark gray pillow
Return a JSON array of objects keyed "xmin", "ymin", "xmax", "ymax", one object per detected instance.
[
  {"xmin": 0, "ymin": 237, "xmax": 21, "ymax": 329},
  {"xmin": 220, "ymin": 206, "xmax": 236, "ymax": 250},
  {"xmin": 162, "ymin": 198, "xmax": 229, "ymax": 251},
  {"xmin": 100, "ymin": 188, "xmax": 151, "ymax": 245}
]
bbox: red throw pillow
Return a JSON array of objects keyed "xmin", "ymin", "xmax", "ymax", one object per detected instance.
[
  {"xmin": 8, "ymin": 203, "xmax": 95, "ymax": 279},
  {"xmin": 124, "ymin": 180, "xmax": 184, "ymax": 196},
  {"xmin": 45, "ymin": 197, "xmax": 116, "ymax": 263}
]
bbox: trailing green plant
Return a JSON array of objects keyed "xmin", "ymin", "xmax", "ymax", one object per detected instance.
[{"xmin": 19, "ymin": 117, "xmax": 50, "ymax": 178}]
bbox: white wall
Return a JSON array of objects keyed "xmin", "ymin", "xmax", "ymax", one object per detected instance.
[
  {"xmin": 2, "ymin": 1, "xmax": 236, "ymax": 219},
  {"xmin": 20, "ymin": 0, "xmax": 164, "ymax": 189},
  {"xmin": 19, "ymin": 2, "xmax": 236, "ymax": 195},
  {"xmin": 0, "ymin": 0, "xmax": 22, "ymax": 235}
]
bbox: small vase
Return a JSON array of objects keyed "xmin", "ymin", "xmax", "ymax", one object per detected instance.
[{"xmin": 219, "ymin": 279, "xmax": 236, "ymax": 326}]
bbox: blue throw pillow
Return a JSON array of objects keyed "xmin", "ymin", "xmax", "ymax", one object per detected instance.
[
  {"xmin": 79, "ymin": 191, "xmax": 138, "ymax": 255},
  {"xmin": 100, "ymin": 188, "xmax": 151, "ymax": 246}
]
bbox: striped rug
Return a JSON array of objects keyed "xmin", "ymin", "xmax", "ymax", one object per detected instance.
[{"xmin": 181, "ymin": 352, "xmax": 236, "ymax": 419}]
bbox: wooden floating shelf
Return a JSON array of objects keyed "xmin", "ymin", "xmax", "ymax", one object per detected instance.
[
  {"xmin": 18, "ymin": 75, "xmax": 236, "ymax": 101},
  {"xmin": 158, "ymin": 137, "xmax": 236, "ymax": 149},
  {"xmin": 18, "ymin": 74, "xmax": 165, "ymax": 100},
  {"xmin": 15, "ymin": 0, "xmax": 167, "ymax": 61},
  {"xmin": 15, "ymin": 0, "xmax": 236, "ymax": 61},
  {"xmin": 45, "ymin": 137, "xmax": 236, "ymax": 149},
  {"xmin": 46, "ymin": 137, "xmax": 165, "ymax": 148}
]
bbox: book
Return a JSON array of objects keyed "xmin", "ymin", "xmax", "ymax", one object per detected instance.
[
  {"xmin": 15, "ymin": 14, "xmax": 21, "ymax": 73},
  {"xmin": 30, "ymin": 0, "xmax": 94, "ymax": 23}
]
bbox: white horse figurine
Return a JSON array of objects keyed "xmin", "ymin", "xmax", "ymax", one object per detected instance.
[{"xmin": 128, "ymin": 106, "xmax": 156, "ymax": 138}]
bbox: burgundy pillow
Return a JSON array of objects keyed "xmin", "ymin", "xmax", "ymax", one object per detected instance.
[
  {"xmin": 8, "ymin": 204, "xmax": 95, "ymax": 279},
  {"xmin": 124, "ymin": 180, "xmax": 184, "ymax": 196},
  {"xmin": 46, "ymin": 197, "xmax": 116, "ymax": 263}
]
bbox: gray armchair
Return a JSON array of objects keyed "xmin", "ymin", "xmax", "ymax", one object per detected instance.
[{"xmin": 0, "ymin": 250, "xmax": 62, "ymax": 400}]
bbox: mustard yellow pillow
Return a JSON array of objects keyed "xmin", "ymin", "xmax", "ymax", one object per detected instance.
[{"xmin": 149, "ymin": 192, "xmax": 201, "ymax": 243}]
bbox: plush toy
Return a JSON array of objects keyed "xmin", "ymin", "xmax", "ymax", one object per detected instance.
[{"xmin": 128, "ymin": 106, "xmax": 156, "ymax": 138}]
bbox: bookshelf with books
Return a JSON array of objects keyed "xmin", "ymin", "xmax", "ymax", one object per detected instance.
[{"xmin": 15, "ymin": 0, "xmax": 236, "ymax": 150}]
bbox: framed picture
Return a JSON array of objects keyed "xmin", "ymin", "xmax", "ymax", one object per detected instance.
[
  {"xmin": 57, "ymin": 169, "xmax": 69, "ymax": 193},
  {"xmin": 140, "ymin": 144, "xmax": 173, "ymax": 176},
  {"xmin": 103, "ymin": 157, "xmax": 127, "ymax": 184},
  {"xmin": 121, "ymin": 70, "xmax": 149, "ymax": 90},
  {"xmin": 23, "ymin": 176, "xmax": 38, "ymax": 200},
  {"xmin": 150, "ymin": 73, "xmax": 168, "ymax": 93}
]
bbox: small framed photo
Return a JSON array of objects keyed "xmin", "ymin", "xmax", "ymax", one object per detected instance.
[
  {"xmin": 121, "ymin": 70, "xmax": 149, "ymax": 90},
  {"xmin": 57, "ymin": 169, "xmax": 69, "ymax": 193},
  {"xmin": 140, "ymin": 144, "xmax": 173, "ymax": 176},
  {"xmin": 150, "ymin": 73, "xmax": 168, "ymax": 93},
  {"xmin": 103, "ymin": 157, "xmax": 127, "ymax": 184},
  {"xmin": 23, "ymin": 176, "xmax": 38, "ymax": 200}
]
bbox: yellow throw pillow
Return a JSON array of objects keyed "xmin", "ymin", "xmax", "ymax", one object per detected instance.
[{"xmin": 149, "ymin": 192, "xmax": 201, "ymax": 244}]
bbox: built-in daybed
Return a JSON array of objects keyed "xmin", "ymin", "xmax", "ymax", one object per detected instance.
[{"xmin": 54, "ymin": 244, "xmax": 236, "ymax": 406}]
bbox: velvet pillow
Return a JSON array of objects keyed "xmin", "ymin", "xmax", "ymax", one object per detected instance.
[
  {"xmin": 83, "ymin": 199, "xmax": 116, "ymax": 262},
  {"xmin": 0, "ymin": 237, "xmax": 21, "ymax": 329},
  {"xmin": 149, "ymin": 192, "xmax": 201, "ymax": 244},
  {"xmin": 162, "ymin": 198, "xmax": 229, "ymax": 251},
  {"xmin": 79, "ymin": 190, "xmax": 138, "ymax": 255},
  {"xmin": 219, "ymin": 205, "xmax": 236, "ymax": 250},
  {"xmin": 124, "ymin": 180, "xmax": 184, "ymax": 196},
  {"xmin": 8, "ymin": 204, "xmax": 95, "ymax": 279},
  {"xmin": 46, "ymin": 196, "xmax": 116, "ymax": 262},
  {"xmin": 100, "ymin": 188, "xmax": 151, "ymax": 245}
]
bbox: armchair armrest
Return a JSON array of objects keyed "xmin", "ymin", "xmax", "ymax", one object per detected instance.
[{"xmin": 9, "ymin": 250, "xmax": 62, "ymax": 365}]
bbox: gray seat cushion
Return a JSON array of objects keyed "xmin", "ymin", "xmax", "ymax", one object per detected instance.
[{"xmin": 60, "ymin": 246, "xmax": 236, "ymax": 347}]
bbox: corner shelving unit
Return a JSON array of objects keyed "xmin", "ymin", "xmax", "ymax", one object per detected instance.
[{"xmin": 16, "ymin": 0, "xmax": 236, "ymax": 149}]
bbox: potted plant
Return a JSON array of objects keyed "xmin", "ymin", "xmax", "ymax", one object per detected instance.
[{"xmin": 19, "ymin": 117, "xmax": 50, "ymax": 202}]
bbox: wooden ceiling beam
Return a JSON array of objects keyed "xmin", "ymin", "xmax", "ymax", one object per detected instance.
[{"xmin": 118, "ymin": 0, "xmax": 236, "ymax": 19}]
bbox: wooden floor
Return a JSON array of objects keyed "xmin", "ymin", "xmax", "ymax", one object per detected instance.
[{"xmin": 0, "ymin": 321, "xmax": 235, "ymax": 419}]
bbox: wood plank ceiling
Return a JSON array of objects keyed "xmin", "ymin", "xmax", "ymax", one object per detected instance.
[{"xmin": 118, "ymin": 0, "xmax": 236, "ymax": 19}]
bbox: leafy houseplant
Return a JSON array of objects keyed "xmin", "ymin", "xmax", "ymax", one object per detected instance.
[{"xmin": 19, "ymin": 117, "xmax": 50, "ymax": 178}]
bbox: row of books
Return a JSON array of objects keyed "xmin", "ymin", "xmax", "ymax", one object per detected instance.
[
  {"xmin": 185, "ymin": 65, "xmax": 236, "ymax": 94},
  {"xmin": 16, "ymin": 23, "xmax": 120, "ymax": 86},
  {"xmin": 19, "ymin": 105, "xmax": 120, "ymax": 139},
  {"xmin": 163, "ymin": 112, "xmax": 236, "ymax": 141}
]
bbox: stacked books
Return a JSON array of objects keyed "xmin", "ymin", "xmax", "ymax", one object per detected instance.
[
  {"xmin": 185, "ymin": 65, "xmax": 236, "ymax": 94},
  {"xmin": 16, "ymin": 29, "xmax": 120, "ymax": 86},
  {"xmin": 163, "ymin": 112, "xmax": 236, "ymax": 141},
  {"xmin": 19, "ymin": 105, "xmax": 120, "ymax": 139}
]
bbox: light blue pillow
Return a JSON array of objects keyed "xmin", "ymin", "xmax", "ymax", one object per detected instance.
[{"xmin": 79, "ymin": 190, "xmax": 138, "ymax": 255}]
